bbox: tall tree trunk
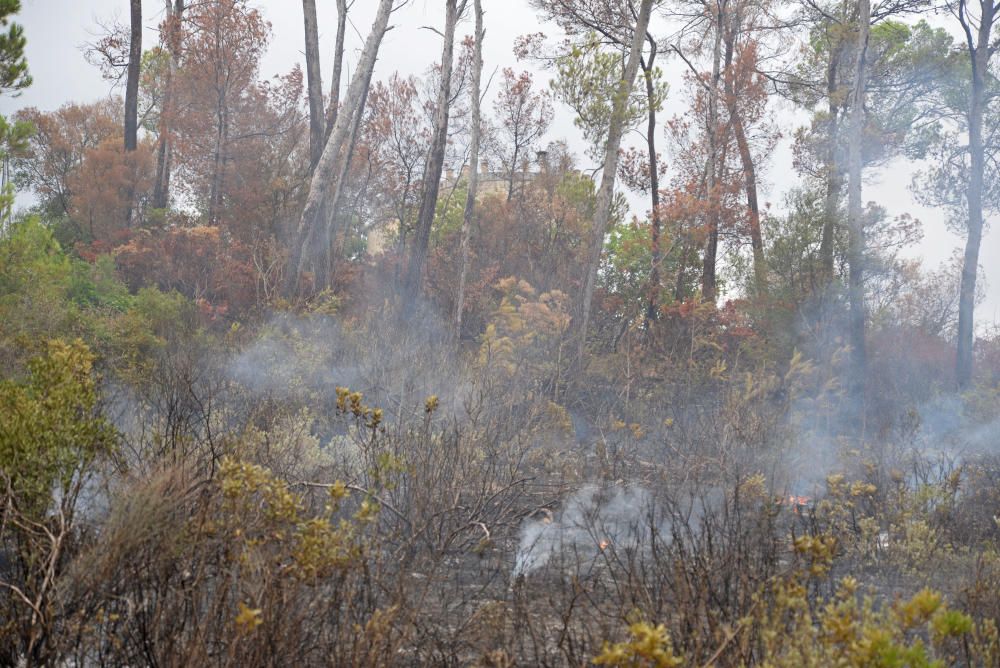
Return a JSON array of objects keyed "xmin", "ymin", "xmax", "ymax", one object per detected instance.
[
  {"xmin": 956, "ymin": 0, "xmax": 996, "ymax": 389},
  {"xmin": 820, "ymin": 36, "xmax": 842, "ymax": 284},
  {"xmin": 701, "ymin": 0, "xmax": 726, "ymax": 304},
  {"xmin": 722, "ymin": 15, "xmax": 766, "ymax": 296},
  {"xmin": 642, "ymin": 34, "xmax": 663, "ymax": 323},
  {"xmin": 316, "ymin": 0, "xmax": 354, "ymax": 280},
  {"xmin": 506, "ymin": 145, "xmax": 518, "ymax": 202},
  {"xmin": 674, "ymin": 242, "xmax": 690, "ymax": 302},
  {"xmin": 125, "ymin": 0, "xmax": 142, "ymax": 152},
  {"xmin": 302, "ymin": 0, "xmax": 325, "ymax": 171},
  {"xmin": 124, "ymin": 0, "xmax": 142, "ymax": 226},
  {"xmin": 577, "ymin": 0, "xmax": 655, "ymax": 362},
  {"xmin": 454, "ymin": 0, "xmax": 484, "ymax": 339},
  {"xmin": 153, "ymin": 0, "xmax": 183, "ymax": 210},
  {"xmin": 731, "ymin": 113, "xmax": 765, "ymax": 292},
  {"xmin": 332, "ymin": 73, "xmax": 372, "ymax": 253},
  {"xmin": 846, "ymin": 0, "xmax": 870, "ymax": 399},
  {"xmin": 152, "ymin": 68, "xmax": 171, "ymax": 209},
  {"xmin": 403, "ymin": 0, "xmax": 460, "ymax": 306},
  {"xmin": 314, "ymin": 0, "xmax": 348, "ymax": 286},
  {"xmin": 317, "ymin": 60, "xmax": 374, "ymax": 290},
  {"xmin": 285, "ymin": 0, "xmax": 394, "ymax": 296},
  {"xmin": 208, "ymin": 102, "xmax": 228, "ymax": 225},
  {"xmin": 675, "ymin": 165, "xmax": 709, "ymax": 302},
  {"xmin": 325, "ymin": 0, "xmax": 348, "ymax": 137}
]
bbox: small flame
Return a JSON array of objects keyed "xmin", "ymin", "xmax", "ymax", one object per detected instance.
[
  {"xmin": 780, "ymin": 495, "xmax": 812, "ymax": 515},
  {"xmin": 599, "ymin": 539, "xmax": 610, "ymax": 550}
]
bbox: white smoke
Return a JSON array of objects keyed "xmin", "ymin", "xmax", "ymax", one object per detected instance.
[{"xmin": 513, "ymin": 484, "xmax": 653, "ymax": 577}]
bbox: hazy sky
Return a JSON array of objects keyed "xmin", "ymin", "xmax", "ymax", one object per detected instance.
[{"xmin": 3, "ymin": 0, "xmax": 997, "ymax": 327}]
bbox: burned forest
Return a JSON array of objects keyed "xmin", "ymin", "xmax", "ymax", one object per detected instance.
[{"xmin": 3, "ymin": 0, "xmax": 1000, "ymax": 665}]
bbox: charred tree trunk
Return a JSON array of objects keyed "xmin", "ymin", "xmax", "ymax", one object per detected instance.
[
  {"xmin": 124, "ymin": 0, "xmax": 142, "ymax": 226},
  {"xmin": 454, "ymin": 0, "xmax": 484, "ymax": 339},
  {"xmin": 302, "ymin": 0, "xmax": 325, "ymax": 171},
  {"xmin": 403, "ymin": 0, "xmax": 461, "ymax": 307},
  {"xmin": 956, "ymin": 0, "xmax": 996, "ymax": 389},
  {"xmin": 285, "ymin": 0, "xmax": 394, "ymax": 297},
  {"xmin": 641, "ymin": 34, "xmax": 663, "ymax": 323},
  {"xmin": 846, "ymin": 0, "xmax": 870, "ymax": 401},
  {"xmin": 153, "ymin": 0, "xmax": 184, "ymax": 210},
  {"xmin": 577, "ymin": 0, "xmax": 655, "ymax": 362},
  {"xmin": 125, "ymin": 0, "xmax": 142, "ymax": 152}
]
